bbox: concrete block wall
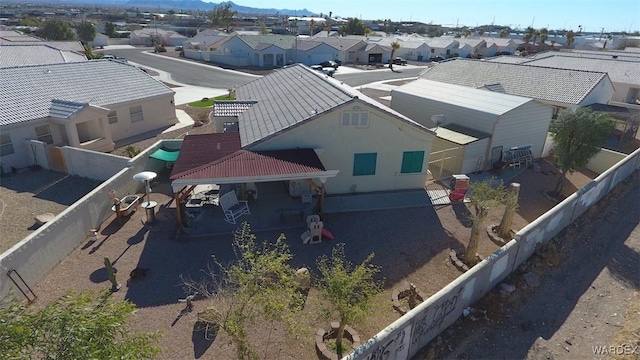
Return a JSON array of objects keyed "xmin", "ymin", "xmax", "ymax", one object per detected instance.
[
  {"xmin": 0, "ymin": 140, "xmax": 177, "ymax": 300},
  {"xmin": 348, "ymin": 147, "xmax": 640, "ymax": 360},
  {"xmin": 63, "ymin": 146, "xmax": 130, "ymax": 181}
]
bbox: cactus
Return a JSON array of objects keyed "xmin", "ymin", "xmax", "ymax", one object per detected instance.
[{"xmin": 104, "ymin": 257, "xmax": 121, "ymax": 291}]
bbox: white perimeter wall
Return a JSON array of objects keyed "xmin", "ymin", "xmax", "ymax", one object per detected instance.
[
  {"xmin": 347, "ymin": 147, "xmax": 640, "ymax": 360},
  {"xmin": 0, "ymin": 140, "xmax": 181, "ymax": 300}
]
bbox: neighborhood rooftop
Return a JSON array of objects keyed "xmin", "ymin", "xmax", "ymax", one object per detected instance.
[
  {"xmin": 521, "ymin": 55, "xmax": 640, "ymax": 86},
  {"xmin": 236, "ymin": 64, "xmax": 431, "ymax": 148},
  {"xmin": 0, "ymin": 44, "xmax": 87, "ymax": 68},
  {"xmin": 393, "ymin": 79, "xmax": 534, "ymax": 116},
  {"xmin": 0, "ymin": 60, "xmax": 174, "ymax": 126},
  {"xmin": 419, "ymin": 58, "xmax": 609, "ymax": 105}
]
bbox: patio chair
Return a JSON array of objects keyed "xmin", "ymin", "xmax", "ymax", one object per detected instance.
[{"xmin": 219, "ymin": 191, "xmax": 250, "ymax": 224}]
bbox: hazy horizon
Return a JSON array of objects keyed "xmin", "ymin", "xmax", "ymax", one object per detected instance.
[{"xmin": 203, "ymin": 0, "xmax": 639, "ymax": 33}]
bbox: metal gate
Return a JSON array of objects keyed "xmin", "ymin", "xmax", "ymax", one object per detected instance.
[
  {"xmin": 426, "ymin": 146, "xmax": 461, "ymax": 185},
  {"xmin": 47, "ymin": 146, "xmax": 67, "ymax": 173}
]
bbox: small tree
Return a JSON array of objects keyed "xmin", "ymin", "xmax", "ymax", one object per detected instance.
[
  {"xmin": 389, "ymin": 41, "xmax": 400, "ymax": 70},
  {"xmin": 76, "ymin": 21, "xmax": 96, "ymax": 45},
  {"xmin": 0, "ymin": 289, "xmax": 160, "ymax": 359},
  {"xmin": 209, "ymin": 3, "xmax": 236, "ymax": 32},
  {"xmin": 35, "ymin": 19, "xmax": 75, "ymax": 40},
  {"xmin": 105, "ymin": 22, "xmax": 116, "ymax": 37},
  {"xmin": 186, "ymin": 223, "xmax": 304, "ymax": 360},
  {"xmin": 550, "ymin": 108, "xmax": 615, "ymax": 196},
  {"xmin": 496, "ymin": 182, "xmax": 521, "ymax": 238},
  {"xmin": 316, "ymin": 243, "xmax": 382, "ymax": 358},
  {"xmin": 464, "ymin": 178, "xmax": 508, "ymax": 264}
]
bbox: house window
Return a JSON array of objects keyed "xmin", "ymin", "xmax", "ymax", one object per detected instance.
[
  {"xmin": 0, "ymin": 133, "xmax": 14, "ymax": 155},
  {"xmin": 35, "ymin": 125, "xmax": 53, "ymax": 144},
  {"xmin": 401, "ymin": 151, "xmax": 425, "ymax": 173},
  {"xmin": 341, "ymin": 112, "xmax": 369, "ymax": 128},
  {"xmin": 108, "ymin": 110, "xmax": 118, "ymax": 124},
  {"xmin": 353, "ymin": 153, "xmax": 377, "ymax": 176},
  {"xmin": 431, "ymin": 48, "xmax": 435, "ymax": 53},
  {"xmin": 129, "ymin": 105, "xmax": 144, "ymax": 123}
]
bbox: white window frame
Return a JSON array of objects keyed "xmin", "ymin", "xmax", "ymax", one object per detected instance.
[
  {"xmin": 108, "ymin": 110, "xmax": 118, "ymax": 124},
  {"xmin": 341, "ymin": 111, "xmax": 369, "ymax": 128},
  {"xmin": 129, "ymin": 105, "xmax": 144, "ymax": 123},
  {"xmin": 35, "ymin": 125, "xmax": 53, "ymax": 144}
]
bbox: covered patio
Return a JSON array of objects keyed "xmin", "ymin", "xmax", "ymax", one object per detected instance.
[{"xmin": 169, "ymin": 133, "xmax": 338, "ymax": 233}]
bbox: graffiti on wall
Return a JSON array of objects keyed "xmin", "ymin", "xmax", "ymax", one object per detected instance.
[
  {"xmin": 411, "ymin": 286, "xmax": 464, "ymax": 346},
  {"xmin": 363, "ymin": 325, "xmax": 411, "ymax": 360}
]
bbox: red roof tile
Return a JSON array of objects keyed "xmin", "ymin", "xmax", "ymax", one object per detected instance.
[
  {"xmin": 169, "ymin": 132, "xmax": 241, "ymax": 180},
  {"xmin": 170, "ymin": 133, "xmax": 326, "ymax": 182}
]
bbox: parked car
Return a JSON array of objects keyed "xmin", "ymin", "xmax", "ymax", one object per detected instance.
[
  {"xmin": 319, "ymin": 60, "xmax": 339, "ymax": 69},
  {"xmin": 429, "ymin": 56, "xmax": 445, "ymax": 62},
  {"xmin": 392, "ymin": 57, "xmax": 408, "ymax": 65},
  {"xmin": 310, "ymin": 65, "xmax": 335, "ymax": 77}
]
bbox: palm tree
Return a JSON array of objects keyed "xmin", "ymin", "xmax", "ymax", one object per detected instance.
[
  {"xmin": 389, "ymin": 41, "xmax": 400, "ymax": 70},
  {"xmin": 309, "ymin": 19, "xmax": 316, "ymax": 35},
  {"xmin": 478, "ymin": 27, "xmax": 485, "ymax": 36},
  {"xmin": 532, "ymin": 29, "xmax": 540, "ymax": 52},
  {"xmin": 464, "ymin": 29, "xmax": 472, "ymax": 38},
  {"xmin": 565, "ymin": 30, "xmax": 575, "ymax": 48},
  {"xmin": 603, "ymin": 33, "xmax": 613, "ymax": 49},
  {"xmin": 539, "ymin": 28, "xmax": 548, "ymax": 50},
  {"xmin": 499, "ymin": 28, "xmax": 510, "ymax": 38},
  {"xmin": 524, "ymin": 26, "xmax": 535, "ymax": 53}
]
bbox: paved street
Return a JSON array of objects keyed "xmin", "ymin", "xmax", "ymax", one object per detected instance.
[{"xmin": 101, "ymin": 46, "xmax": 426, "ymax": 89}]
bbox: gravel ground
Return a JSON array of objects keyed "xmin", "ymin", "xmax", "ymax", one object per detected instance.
[
  {"xmin": 414, "ymin": 171, "xmax": 640, "ymax": 360},
  {"xmin": 0, "ymin": 170, "xmax": 101, "ymax": 253},
  {"xmin": 24, "ymin": 162, "xmax": 600, "ymax": 359}
]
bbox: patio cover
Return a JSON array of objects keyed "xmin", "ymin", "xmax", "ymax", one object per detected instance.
[
  {"xmin": 169, "ymin": 133, "xmax": 338, "ymax": 187},
  {"xmin": 150, "ymin": 148, "xmax": 180, "ymax": 162}
]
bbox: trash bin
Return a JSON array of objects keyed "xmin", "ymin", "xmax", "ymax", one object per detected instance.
[{"xmin": 142, "ymin": 201, "xmax": 157, "ymax": 223}]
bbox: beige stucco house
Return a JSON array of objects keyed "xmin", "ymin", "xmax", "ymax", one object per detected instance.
[
  {"xmin": 170, "ymin": 64, "xmax": 436, "ymax": 195},
  {"xmin": 0, "ymin": 60, "xmax": 177, "ymax": 172}
]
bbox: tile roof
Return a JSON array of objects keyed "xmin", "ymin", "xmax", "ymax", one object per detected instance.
[
  {"xmin": 49, "ymin": 100, "xmax": 89, "ymax": 119},
  {"xmin": 238, "ymin": 34, "xmax": 296, "ymax": 50},
  {"xmin": 419, "ymin": 58, "xmax": 609, "ymax": 105},
  {"xmin": 487, "ymin": 55, "xmax": 532, "ymax": 64},
  {"xmin": 532, "ymin": 51, "xmax": 640, "ymax": 62},
  {"xmin": 236, "ymin": 64, "xmax": 431, "ymax": 148},
  {"xmin": 0, "ymin": 44, "xmax": 87, "ymax": 68},
  {"xmin": 170, "ymin": 132, "xmax": 241, "ymax": 179},
  {"xmin": 521, "ymin": 55, "xmax": 640, "ymax": 86},
  {"xmin": 213, "ymin": 101, "xmax": 256, "ymax": 117},
  {"xmin": 0, "ymin": 60, "xmax": 174, "ymax": 127},
  {"xmin": 170, "ymin": 132, "xmax": 327, "ymax": 181},
  {"xmin": 171, "ymin": 148, "xmax": 326, "ymax": 181}
]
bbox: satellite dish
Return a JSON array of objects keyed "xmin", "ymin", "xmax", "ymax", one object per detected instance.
[
  {"xmin": 431, "ymin": 114, "xmax": 446, "ymax": 126},
  {"xmin": 133, "ymin": 171, "xmax": 157, "ymax": 182}
]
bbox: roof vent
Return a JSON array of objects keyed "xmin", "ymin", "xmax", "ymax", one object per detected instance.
[
  {"xmin": 612, "ymin": 55, "xmax": 618, "ymax": 59},
  {"xmin": 44, "ymin": 69, "xmax": 51, "ymax": 74}
]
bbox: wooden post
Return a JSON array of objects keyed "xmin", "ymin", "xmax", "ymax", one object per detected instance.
[
  {"xmin": 319, "ymin": 180, "xmax": 326, "ymax": 216},
  {"xmin": 175, "ymin": 193, "xmax": 183, "ymax": 229}
]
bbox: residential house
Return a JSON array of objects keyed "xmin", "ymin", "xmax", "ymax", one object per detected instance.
[
  {"xmin": 455, "ymin": 38, "xmax": 488, "ymax": 58},
  {"xmin": 419, "ymin": 59, "xmax": 614, "ymax": 115},
  {"xmin": 130, "ymin": 28, "xmax": 187, "ymax": 46},
  {"xmin": 320, "ymin": 37, "xmax": 367, "ymax": 64},
  {"xmin": 481, "ymin": 37, "xmax": 517, "ymax": 55},
  {"xmin": 391, "ymin": 80, "xmax": 552, "ymax": 173},
  {"xmin": 521, "ymin": 55, "xmax": 640, "ymax": 104},
  {"xmin": 0, "ymin": 60, "xmax": 177, "ymax": 171},
  {"xmin": 294, "ymin": 39, "xmax": 339, "ymax": 65},
  {"xmin": 171, "ymin": 64, "xmax": 436, "ymax": 195},
  {"xmin": 425, "ymin": 38, "xmax": 459, "ymax": 58}
]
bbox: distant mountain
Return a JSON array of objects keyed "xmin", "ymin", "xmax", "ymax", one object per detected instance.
[{"xmin": 12, "ymin": 0, "xmax": 316, "ymax": 15}]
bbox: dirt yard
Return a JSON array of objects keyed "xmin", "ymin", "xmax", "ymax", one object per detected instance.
[{"xmin": 13, "ymin": 162, "xmax": 601, "ymax": 360}]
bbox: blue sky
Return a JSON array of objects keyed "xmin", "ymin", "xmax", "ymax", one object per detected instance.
[{"xmin": 211, "ymin": 0, "xmax": 639, "ymax": 32}]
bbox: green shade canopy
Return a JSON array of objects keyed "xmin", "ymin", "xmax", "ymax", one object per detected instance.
[{"xmin": 150, "ymin": 148, "xmax": 180, "ymax": 162}]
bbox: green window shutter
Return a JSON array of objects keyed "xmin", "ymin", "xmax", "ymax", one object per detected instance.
[
  {"xmin": 353, "ymin": 153, "xmax": 377, "ymax": 176},
  {"xmin": 401, "ymin": 151, "xmax": 424, "ymax": 173}
]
